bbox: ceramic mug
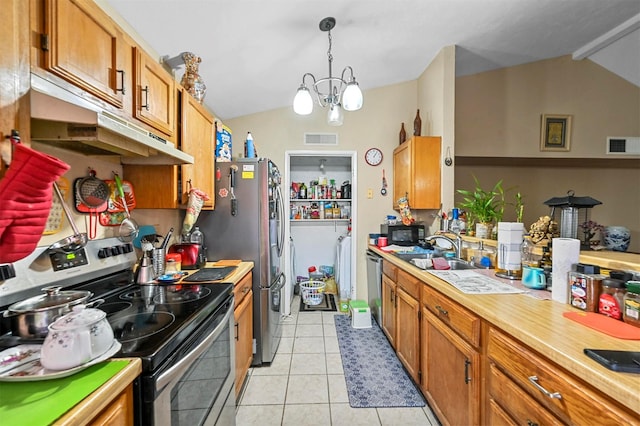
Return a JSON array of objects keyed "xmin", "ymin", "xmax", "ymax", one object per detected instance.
[{"xmin": 522, "ymin": 265, "xmax": 546, "ymax": 289}]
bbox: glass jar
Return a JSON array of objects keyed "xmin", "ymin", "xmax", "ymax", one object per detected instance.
[
  {"xmin": 623, "ymin": 281, "xmax": 640, "ymax": 327},
  {"xmin": 165, "ymin": 253, "xmax": 182, "ymax": 273},
  {"xmin": 598, "ymin": 278, "xmax": 626, "ymax": 320}
]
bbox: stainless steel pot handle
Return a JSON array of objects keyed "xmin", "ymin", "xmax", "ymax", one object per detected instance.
[{"xmin": 156, "ymin": 301, "xmax": 234, "ymax": 393}]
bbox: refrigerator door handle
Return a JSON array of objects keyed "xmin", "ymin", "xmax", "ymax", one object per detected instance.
[{"xmin": 275, "ymin": 186, "xmax": 285, "ymax": 257}]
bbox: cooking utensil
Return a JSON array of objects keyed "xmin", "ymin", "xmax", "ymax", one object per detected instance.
[
  {"xmin": 3, "ymin": 286, "xmax": 93, "ymax": 338},
  {"xmin": 43, "ymin": 177, "xmax": 70, "ymax": 235},
  {"xmin": 48, "ymin": 182, "xmax": 88, "ymax": 253},
  {"xmin": 76, "ymin": 170, "xmax": 109, "ymax": 239},
  {"xmin": 114, "ymin": 173, "xmax": 139, "ymax": 242},
  {"xmin": 381, "ymin": 169, "xmax": 388, "ymax": 196}
]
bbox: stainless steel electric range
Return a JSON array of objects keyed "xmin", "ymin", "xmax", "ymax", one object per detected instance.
[{"xmin": 0, "ymin": 238, "xmax": 236, "ymax": 426}]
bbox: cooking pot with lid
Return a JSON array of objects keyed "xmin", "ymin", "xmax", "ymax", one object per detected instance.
[{"xmin": 3, "ymin": 286, "xmax": 93, "ymax": 338}]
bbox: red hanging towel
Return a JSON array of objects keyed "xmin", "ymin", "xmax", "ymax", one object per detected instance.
[{"xmin": 0, "ymin": 143, "xmax": 70, "ymax": 263}]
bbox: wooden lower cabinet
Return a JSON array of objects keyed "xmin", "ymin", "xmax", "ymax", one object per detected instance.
[
  {"xmin": 381, "ymin": 273, "xmax": 397, "ymax": 348},
  {"xmin": 421, "ymin": 306, "xmax": 480, "ymax": 426},
  {"xmin": 487, "ymin": 328, "xmax": 637, "ymax": 425},
  {"xmin": 234, "ymin": 272, "xmax": 253, "ymax": 399},
  {"xmin": 395, "ymin": 286, "xmax": 420, "ymax": 383},
  {"xmin": 89, "ymin": 383, "xmax": 134, "ymax": 426}
]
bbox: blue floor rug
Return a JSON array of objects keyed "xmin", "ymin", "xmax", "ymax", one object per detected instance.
[{"xmin": 334, "ymin": 315, "xmax": 426, "ymax": 408}]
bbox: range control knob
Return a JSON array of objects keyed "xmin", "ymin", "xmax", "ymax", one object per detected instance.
[
  {"xmin": 122, "ymin": 243, "xmax": 133, "ymax": 253},
  {"xmin": 98, "ymin": 248, "xmax": 110, "ymax": 259}
]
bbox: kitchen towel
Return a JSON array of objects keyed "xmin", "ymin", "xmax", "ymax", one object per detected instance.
[
  {"xmin": 552, "ymin": 238, "xmax": 581, "ymax": 303},
  {"xmin": 497, "ymin": 222, "xmax": 525, "ymax": 271}
]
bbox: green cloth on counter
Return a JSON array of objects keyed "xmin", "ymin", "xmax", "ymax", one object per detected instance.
[{"xmin": 0, "ymin": 360, "xmax": 129, "ymax": 425}]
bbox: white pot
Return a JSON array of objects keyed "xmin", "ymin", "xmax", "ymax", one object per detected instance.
[{"xmin": 40, "ymin": 304, "xmax": 114, "ymax": 370}]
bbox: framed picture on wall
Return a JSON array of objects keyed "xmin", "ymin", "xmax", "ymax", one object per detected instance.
[{"xmin": 540, "ymin": 114, "xmax": 572, "ymax": 152}]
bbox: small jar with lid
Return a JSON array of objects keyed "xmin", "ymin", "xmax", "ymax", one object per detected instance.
[
  {"xmin": 598, "ymin": 278, "xmax": 626, "ymax": 320},
  {"xmin": 623, "ymin": 281, "xmax": 640, "ymax": 327},
  {"xmin": 165, "ymin": 253, "xmax": 182, "ymax": 273}
]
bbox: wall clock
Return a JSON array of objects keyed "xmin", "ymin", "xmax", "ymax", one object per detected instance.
[{"xmin": 365, "ymin": 148, "xmax": 383, "ymax": 166}]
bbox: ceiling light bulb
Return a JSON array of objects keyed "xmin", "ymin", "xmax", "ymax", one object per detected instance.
[
  {"xmin": 293, "ymin": 86, "xmax": 313, "ymax": 115},
  {"xmin": 327, "ymin": 103, "xmax": 344, "ymax": 126},
  {"xmin": 343, "ymin": 80, "xmax": 363, "ymax": 111}
]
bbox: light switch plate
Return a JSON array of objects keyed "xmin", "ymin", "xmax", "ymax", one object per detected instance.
[{"xmin": 367, "ymin": 189, "xmax": 373, "ymax": 199}]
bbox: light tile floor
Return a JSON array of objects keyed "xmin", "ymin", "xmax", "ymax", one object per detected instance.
[{"xmin": 236, "ymin": 296, "xmax": 441, "ymax": 426}]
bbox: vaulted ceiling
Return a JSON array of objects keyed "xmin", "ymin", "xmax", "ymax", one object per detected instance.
[{"xmin": 103, "ymin": 0, "xmax": 640, "ymax": 120}]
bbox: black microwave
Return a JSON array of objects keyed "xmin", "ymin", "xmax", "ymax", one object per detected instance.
[{"xmin": 380, "ymin": 224, "xmax": 425, "ymax": 246}]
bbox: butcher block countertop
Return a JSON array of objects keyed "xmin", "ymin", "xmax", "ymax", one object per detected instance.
[
  {"xmin": 208, "ymin": 261, "xmax": 254, "ymax": 283},
  {"xmin": 369, "ymin": 245, "xmax": 640, "ymax": 416}
]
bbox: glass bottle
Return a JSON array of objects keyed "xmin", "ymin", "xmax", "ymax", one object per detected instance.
[
  {"xmin": 413, "ymin": 109, "xmax": 422, "ymax": 136},
  {"xmin": 190, "ymin": 226, "xmax": 204, "ymax": 245},
  {"xmin": 449, "ymin": 208, "xmax": 461, "ymax": 235},
  {"xmin": 299, "ymin": 182, "xmax": 307, "ymax": 199},
  {"xmin": 399, "ymin": 122, "xmax": 407, "ymax": 145}
]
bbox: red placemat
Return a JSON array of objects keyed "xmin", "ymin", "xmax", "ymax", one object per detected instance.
[{"xmin": 563, "ymin": 312, "xmax": 640, "ymax": 340}]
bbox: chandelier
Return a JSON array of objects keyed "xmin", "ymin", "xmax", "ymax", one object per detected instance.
[{"xmin": 293, "ymin": 17, "xmax": 363, "ymax": 126}]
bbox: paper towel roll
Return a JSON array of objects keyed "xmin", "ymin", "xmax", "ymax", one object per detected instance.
[{"xmin": 552, "ymin": 238, "xmax": 581, "ymax": 304}]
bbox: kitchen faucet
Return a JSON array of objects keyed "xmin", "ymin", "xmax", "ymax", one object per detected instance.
[{"xmin": 425, "ymin": 232, "xmax": 463, "ymax": 259}]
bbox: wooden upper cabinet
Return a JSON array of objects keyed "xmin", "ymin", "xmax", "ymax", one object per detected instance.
[
  {"xmin": 133, "ymin": 47, "xmax": 175, "ymax": 138},
  {"xmin": 43, "ymin": 0, "xmax": 125, "ymax": 108},
  {"xmin": 180, "ymin": 89, "xmax": 215, "ymax": 209},
  {"xmin": 393, "ymin": 136, "xmax": 441, "ymax": 210}
]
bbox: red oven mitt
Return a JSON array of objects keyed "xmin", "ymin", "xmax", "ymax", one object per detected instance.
[{"xmin": 0, "ymin": 143, "xmax": 69, "ymax": 263}]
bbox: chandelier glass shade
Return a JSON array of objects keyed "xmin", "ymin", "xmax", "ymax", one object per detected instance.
[{"xmin": 293, "ymin": 17, "xmax": 363, "ymax": 125}]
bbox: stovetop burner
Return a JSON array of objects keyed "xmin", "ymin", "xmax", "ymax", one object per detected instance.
[
  {"xmin": 111, "ymin": 311, "xmax": 175, "ymax": 342},
  {"xmin": 119, "ymin": 285, "xmax": 212, "ymax": 304}
]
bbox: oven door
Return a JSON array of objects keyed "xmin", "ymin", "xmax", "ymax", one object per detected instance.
[{"xmin": 143, "ymin": 297, "xmax": 235, "ymax": 426}]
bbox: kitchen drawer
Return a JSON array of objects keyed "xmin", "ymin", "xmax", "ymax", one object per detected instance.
[
  {"xmin": 488, "ymin": 362, "xmax": 560, "ymax": 425},
  {"xmin": 487, "ymin": 328, "xmax": 637, "ymax": 425},
  {"xmin": 396, "ymin": 269, "xmax": 421, "ymax": 300},
  {"xmin": 383, "ymin": 261, "xmax": 397, "ymax": 281},
  {"xmin": 487, "ymin": 398, "xmax": 517, "ymax": 426},
  {"xmin": 233, "ymin": 272, "xmax": 252, "ymax": 307},
  {"xmin": 421, "ymin": 285, "xmax": 480, "ymax": 347}
]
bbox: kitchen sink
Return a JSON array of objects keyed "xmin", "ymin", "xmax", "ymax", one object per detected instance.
[{"xmin": 391, "ymin": 253, "xmax": 478, "ymax": 270}]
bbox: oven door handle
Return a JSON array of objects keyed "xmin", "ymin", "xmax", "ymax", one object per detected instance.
[{"xmin": 156, "ymin": 303, "xmax": 234, "ymax": 393}]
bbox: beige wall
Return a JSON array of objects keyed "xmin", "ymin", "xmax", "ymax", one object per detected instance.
[
  {"xmin": 455, "ymin": 55, "xmax": 640, "ymax": 252},
  {"xmin": 225, "ymin": 81, "xmax": 419, "ymax": 300},
  {"xmin": 417, "ymin": 45, "xmax": 456, "ymax": 218},
  {"xmin": 455, "ymin": 55, "xmax": 640, "ymax": 157}
]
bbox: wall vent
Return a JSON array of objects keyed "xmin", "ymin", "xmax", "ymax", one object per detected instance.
[
  {"xmin": 304, "ymin": 133, "xmax": 338, "ymax": 146},
  {"xmin": 606, "ymin": 137, "xmax": 640, "ymax": 155}
]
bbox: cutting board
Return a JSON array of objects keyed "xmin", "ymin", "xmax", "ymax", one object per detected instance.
[
  {"xmin": 563, "ymin": 312, "xmax": 640, "ymax": 340},
  {"xmin": 0, "ymin": 361, "xmax": 128, "ymax": 425}
]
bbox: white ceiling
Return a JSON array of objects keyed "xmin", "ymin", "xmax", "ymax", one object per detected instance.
[{"xmin": 103, "ymin": 0, "xmax": 640, "ymax": 121}]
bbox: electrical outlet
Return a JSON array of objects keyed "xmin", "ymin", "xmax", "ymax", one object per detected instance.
[{"xmin": 367, "ymin": 189, "xmax": 373, "ymax": 199}]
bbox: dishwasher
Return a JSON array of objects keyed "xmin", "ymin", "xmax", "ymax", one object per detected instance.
[{"xmin": 366, "ymin": 250, "xmax": 383, "ymax": 327}]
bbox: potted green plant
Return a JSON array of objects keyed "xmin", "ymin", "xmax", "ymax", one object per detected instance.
[{"xmin": 457, "ymin": 177, "xmax": 504, "ymax": 238}]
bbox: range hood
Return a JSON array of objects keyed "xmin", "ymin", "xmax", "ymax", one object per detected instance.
[{"xmin": 29, "ymin": 74, "xmax": 193, "ymax": 165}]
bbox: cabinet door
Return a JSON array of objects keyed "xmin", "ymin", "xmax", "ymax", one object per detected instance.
[
  {"xmin": 181, "ymin": 90, "xmax": 215, "ymax": 209},
  {"xmin": 134, "ymin": 47, "xmax": 175, "ymax": 137},
  {"xmin": 393, "ymin": 136, "xmax": 441, "ymax": 210},
  {"xmin": 44, "ymin": 0, "xmax": 125, "ymax": 108},
  {"xmin": 0, "ymin": 0, "xmax": 30, "ymax": 178},
  {"xmin": 122, "ymin": 165, "xmax": 178, "ymax": 209},
  {"xmin": 395, "ymin": 287, "xmax": 420, "ymax": 384},
  {"xmin": 90, "ymin": 384, "xmax": 134, "ymax": 425},
  {"xmin": 422, "ymin": 307, "xmax": 480, "ymax": 426},
  {"xmin": 381, "ymin": 274, "xmax": 397, "ymax": 348},
  {"xmin": 234, "ymin": 288, "xmax": 253, "ymax": 399},
  {"xmin": 393, "ymin": 142, "xmax": 411, "ymax": 210}
]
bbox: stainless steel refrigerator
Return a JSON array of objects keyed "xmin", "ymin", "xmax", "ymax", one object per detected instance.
[{"xmin": 198, "ymin": 158, "xmax": 285, "ymax": 365}]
